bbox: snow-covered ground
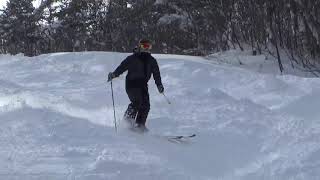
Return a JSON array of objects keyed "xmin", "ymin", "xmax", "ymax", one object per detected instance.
[{"xmin": 0, "ymin": 50, "xmax": 319, "ymax": 180}]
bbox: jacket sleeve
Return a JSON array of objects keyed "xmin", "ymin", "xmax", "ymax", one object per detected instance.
[
  {"xmin": 113, "ymin": 57, "xmax": 130, "ymax": 77},
  {"xmin": 151, "ymin": 58, "xmax": 163, "ymax": 86}
]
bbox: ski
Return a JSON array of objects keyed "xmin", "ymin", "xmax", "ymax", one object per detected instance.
[
  {"xmin": 162, "ymin": 134, "xmax": 196, "ymax": 143},
  {"xmin": 123, "ymin": 116, "xmax": 196, "ymax": 143},
  {"xmin": 165, "ymin": 134, "xmax": 196, "ymax": 140}
]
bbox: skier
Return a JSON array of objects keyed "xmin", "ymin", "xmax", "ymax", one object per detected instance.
[{"xmin": 107, "ymin": 39, "xmax": 164, "ymax": 132}]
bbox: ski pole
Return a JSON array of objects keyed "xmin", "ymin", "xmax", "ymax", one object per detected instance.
[
  {"xmin": 161, "ymin": 93, "xmax": 171, "ymax": 104},
  {"xmin": 110, "ymin": 80, "xmax": 118, "ymax": 132}
]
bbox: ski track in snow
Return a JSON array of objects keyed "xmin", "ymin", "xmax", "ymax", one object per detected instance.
[{"xmin": 0, "ymin": 51, "xmax": 320, "ymax": 179}]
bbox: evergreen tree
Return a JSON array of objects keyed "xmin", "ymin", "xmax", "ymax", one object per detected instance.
[
  {"xmin": 0, "ymin": 0, "xmax": 39, "ymax": 56},
  {"xmin": 0, "ymin": 0, "xmax": 319, "ymax": 69}
]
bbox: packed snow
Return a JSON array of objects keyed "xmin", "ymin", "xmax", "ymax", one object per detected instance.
[{"xmin": 0, "ymin": 50, "xmax": 319, "ymax": 180}]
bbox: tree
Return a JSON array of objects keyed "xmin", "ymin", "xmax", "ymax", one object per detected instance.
[
  {"xmin": 0, "ymin": 0, "xmax": 39, "ymax": 56},
  {"xmin": 0, "ymin": 0, "xmax": 319, "ymax": 70}
]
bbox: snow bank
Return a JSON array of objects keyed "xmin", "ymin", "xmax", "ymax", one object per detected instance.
[{"xmin": 0, "ymin": 51, "xmax": 319, "ymax": 179}]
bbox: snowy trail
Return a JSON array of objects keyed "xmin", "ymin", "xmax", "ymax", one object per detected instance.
[{"xmin": 0, "ymin": 52, "xmax": 320, "ymax": 179}]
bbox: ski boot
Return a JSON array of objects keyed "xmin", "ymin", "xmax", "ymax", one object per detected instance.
[{"xmin": 132, "ymin": 123, "xmax": 149, "ymax": 133}]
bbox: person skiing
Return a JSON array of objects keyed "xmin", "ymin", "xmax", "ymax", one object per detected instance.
[{"xmin": 107, "ymin": 39, "xmax": 164, "ymax": 132}]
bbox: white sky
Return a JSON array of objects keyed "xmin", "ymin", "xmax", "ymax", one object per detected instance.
[{"xmin": 0, "ymin": 0, "xmax": 41, "ymax": 9}]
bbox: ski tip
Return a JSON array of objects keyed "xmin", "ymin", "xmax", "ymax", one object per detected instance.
[{"xmin": 168, "ymin": 134, "xmax": 196, "ymax": 140}]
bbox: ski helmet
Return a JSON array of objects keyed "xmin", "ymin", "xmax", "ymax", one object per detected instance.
[{"xmin": 138, "ymin": 39, "xmax": 152, "ymax": 51}]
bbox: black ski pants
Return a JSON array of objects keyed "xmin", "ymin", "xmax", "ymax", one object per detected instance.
[{"xmin": 125, "ymin": 86, "xmax": 150, "ymax": 125}]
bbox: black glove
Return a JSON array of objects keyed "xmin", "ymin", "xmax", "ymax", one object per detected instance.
[
  {"xmin": 157, "ymin": 84, "xmax": 164, "ymax": 93},
  {"xmin": 107, "ymin": 72, "xmax": 115, "ymax": 82}
]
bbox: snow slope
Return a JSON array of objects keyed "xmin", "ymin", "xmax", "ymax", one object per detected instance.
[{"xmin": 0, "ymin": 51, "xmax": 319, "ymax": 180}]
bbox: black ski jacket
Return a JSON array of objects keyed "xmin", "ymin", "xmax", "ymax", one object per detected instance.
[{"xmin": 113, "ymin": 52, "xmax": 163, "ymax": 89}]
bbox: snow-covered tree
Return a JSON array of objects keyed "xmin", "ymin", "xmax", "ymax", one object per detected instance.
[
  {"xmin": 0, "ymin": 0, "xmax": 319, "ymax": 69},
  {"xmin": 0, "ymin": 0, "xmax": 39, "ymax": 56}
]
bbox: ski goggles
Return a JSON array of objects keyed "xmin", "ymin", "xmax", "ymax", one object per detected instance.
[{"xmin": 139, "ymin": 43, "xmax": 152, "ymax": 50}]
